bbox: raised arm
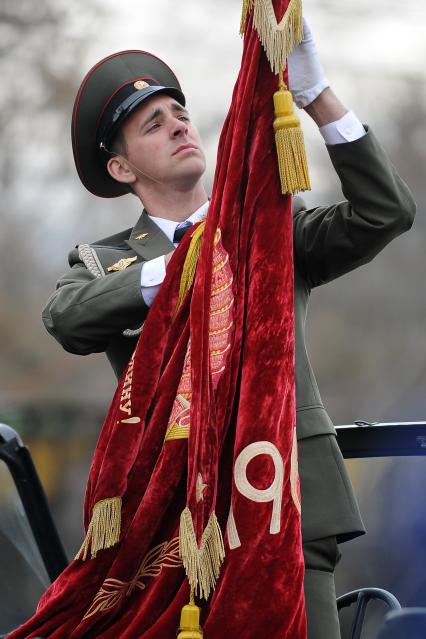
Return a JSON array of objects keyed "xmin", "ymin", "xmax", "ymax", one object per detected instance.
[{"xmin": 287, "ymin": 19, "xmax": 416, "ymax": 288}]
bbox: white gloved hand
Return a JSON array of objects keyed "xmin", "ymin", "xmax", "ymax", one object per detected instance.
[{"xmin": 287, "ymin": 18, "xmax": 329, "ymax": 109}]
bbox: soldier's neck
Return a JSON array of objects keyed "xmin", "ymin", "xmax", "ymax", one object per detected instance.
[{"xmin": 137, "ymin": 182, "xmax": 208, "ymax": 222}]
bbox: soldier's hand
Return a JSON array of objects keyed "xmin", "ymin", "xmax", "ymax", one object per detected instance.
[{"xmin": 287, "ymin": 17, "xmax": 329, "ymax": 109}]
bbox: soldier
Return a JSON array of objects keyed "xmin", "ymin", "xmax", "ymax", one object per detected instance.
[{"xmin": 42, "ymin": 23, "xmax": 415, "ymax": 639}]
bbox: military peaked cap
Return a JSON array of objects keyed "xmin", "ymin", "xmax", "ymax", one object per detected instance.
[{"xmin": 72, "ymin": 50, "xmax": 185, "ymax": 198}]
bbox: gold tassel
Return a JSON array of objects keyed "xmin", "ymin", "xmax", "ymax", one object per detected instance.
[
  {"xmin": 252, "ymin": 0, "xmax": 303, "ymax": 73},
  {"xmin": 273, "ymin": 73, "xmax": 310, "ymax": 194},
  {"xmin": 240, "ymin": 0, "xmax": 254, "ymax": 34},
  {"xmin": 177, "ymin": 589, "xmax": 203, "ymax": 638},
  {"xmin": 179, "ymin": 507, "xmax": 225, "ymax": 600},
  {"xmin": 75, "ymin": 497, "xmax": 122, "ymax": 561},
  {"xmin": 175, "ymin": 221, "xmax": 206, "ymax": 314}
]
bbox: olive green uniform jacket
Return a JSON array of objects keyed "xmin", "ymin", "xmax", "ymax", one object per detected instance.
[{"xmin": 43, "ymin": 129, "xmax": 416, "ymax": 544}]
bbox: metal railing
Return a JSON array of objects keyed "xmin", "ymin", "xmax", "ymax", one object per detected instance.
[{"xmin": 336, "ymin": 421, "xmax": 426, "ymax": 459}]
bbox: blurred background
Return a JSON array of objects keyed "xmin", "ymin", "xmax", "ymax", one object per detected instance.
[{"xmin": 0, "ymin": 0, "xmax": 425, "ymax": 633}]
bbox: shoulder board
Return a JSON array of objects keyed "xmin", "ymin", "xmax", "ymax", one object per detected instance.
[{"xmin": 67, "ymin": 226, "xmax": 133, "ymax": 268}]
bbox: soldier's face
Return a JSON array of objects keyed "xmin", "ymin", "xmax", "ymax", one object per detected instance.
[{"xmin": 120, "ymin": 94, "xmax": 206, "ymax": 189}]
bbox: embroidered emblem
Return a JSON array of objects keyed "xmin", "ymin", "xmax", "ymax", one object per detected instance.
[
  {"xmin": 135, "ymin": 233, "xmax": 149, "ymax": 240},
  {"xmin": 134, "ymin": 80, "xmax": 150, "ymax": 90},
  {"xmin": 164, "ymin": 391, "xmax": 190, "ymax": 442},
  {"xmin": 196, "ymin": 473, "xmax": 208, "ymax": 503},
  {"xmin": 83, "ymin": 538, "xmax": 182, "ymax": 620},
  {"xmin": 107, "ymin": 256, "xmax": 138, "ymax": 272},
  {"xmin": 165, "ymin": 228, "xmax": 234, "ymax": 443}
]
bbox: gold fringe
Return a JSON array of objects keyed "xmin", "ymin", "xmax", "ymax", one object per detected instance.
[
  {"xmin": 177, "ymin": 589, "xmax": 204, "ymax": 638},
  {"xmin": 75, "ymin": 497, "xmax": 122, "ymax": 561},
  {"xmin": 273, "ymin": 75, "xmax": 310, "ymax": 194},
  {"xmin": 252, "ymin": 0, "xmax": 303, "ymax": 74},
  {"xmin": 179, "ymin": 507, "xmax": 225, "ymax": 600},
  {"xmin": 240, "ymin": 0, "xmax": 254, "ymax": 34},
  {"xmin": 175, "ymin": 222, "xmax": 206, "ymax": 314}
]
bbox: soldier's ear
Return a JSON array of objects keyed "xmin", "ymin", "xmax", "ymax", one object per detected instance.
[{"xmin": 107, "ymin": 156, "xmax": 137, "ymax": 186}]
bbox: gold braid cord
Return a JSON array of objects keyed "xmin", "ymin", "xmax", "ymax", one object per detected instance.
[{"xmin": 175, "ymin": 221, "xmax": 206, "ymax": 314}]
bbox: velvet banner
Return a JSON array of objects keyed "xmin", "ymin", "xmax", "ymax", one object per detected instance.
[{"xmin": 8, "ymin": 1, "xmax": 307, "ymax": 637}]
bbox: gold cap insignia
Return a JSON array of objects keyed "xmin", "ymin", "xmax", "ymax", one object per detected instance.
[
  {"xmin": 107, "ymin": 256, "xmax": 138, "ymax": 272},
  {"xmin": 135, "ymin": 233, "xmax": 149, "ymax": 240},
  {"xmin": 134, "ymin": 80, "xmax": 149, "ymax": 91}
]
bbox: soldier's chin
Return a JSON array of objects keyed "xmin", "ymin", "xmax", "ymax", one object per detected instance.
[{"xmin": 175, "ymin": 157, "xmax": 206, "ymax": 184}]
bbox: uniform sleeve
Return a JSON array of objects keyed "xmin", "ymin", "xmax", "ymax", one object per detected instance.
[
  {"xmin": 293, "ymin": 128, "xmax": 416, "ymax": 289},
  {"xmin": 42, "ymin": 260, "xmax": 149, "ymax": 355}
]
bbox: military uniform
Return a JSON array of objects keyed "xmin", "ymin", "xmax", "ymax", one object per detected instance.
[
  {"xmin": 42, "ymin": 49, "xmax": 415, "ymax": 639},
  {"xmin": 43, "ymin": 127, "xmax": 415, "ymax": 545}
]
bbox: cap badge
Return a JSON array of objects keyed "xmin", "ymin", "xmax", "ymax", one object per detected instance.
[
  {"xmin": 134, "ymin": 80, "xmax": 149, "ymax": 91},
  {"xmin": 107, "ymin": 256, "xmax": 138, "ymax": 272}
]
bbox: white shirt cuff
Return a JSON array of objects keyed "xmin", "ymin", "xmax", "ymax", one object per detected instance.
[
  {"xmin": 319, "ymin": 111, "xmax": 366, "ymax": 145},
  {"xmin": 140, "ymin": 256, "xmax": 166, "ymax": 306}
]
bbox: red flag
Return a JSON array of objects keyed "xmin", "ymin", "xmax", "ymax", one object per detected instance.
[{"xmin": 8, "ymin": 1, "xmax": 307, "ymax": 637}]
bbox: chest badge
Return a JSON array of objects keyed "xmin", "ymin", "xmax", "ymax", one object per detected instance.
[
  {"xmin": 135, "ymin": 233, "xmax": 149, "ymax": 240},
  {"xmin": 107, "ymin": 256, "xmax": 138, "ymax": 272}
]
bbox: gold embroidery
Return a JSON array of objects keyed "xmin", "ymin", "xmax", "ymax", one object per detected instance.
[
  {"xmin": 210, "ymin": 300, "xmax": 234, "ymax": 316},
  {"xmin": 209, "ymin": 321, "xmax": 234, "ymax": 336},
  {"xmin": 213, "ymin": 253, "xmax": 229, "ymax": 272},
  {"xmin": 210, "ymin": 344, "xmax": 231, "ymax": 357},
  {"xmin": 83, "ymin": 538, "xmax": 182, "ymax": 619},
  {"xmin": 165, "ymin": 422, "xmax": 190, "ymax": 441},
  {"xmin": 164, "ymin": 227, "xmax": 234, "ymax": 443},
  {"xmin": 213, "ymin": 278, "xmax": 233, "ymax": 295}
]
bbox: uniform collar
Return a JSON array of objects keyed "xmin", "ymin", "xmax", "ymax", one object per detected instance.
[
  {"xmin": 148, "ymin": 200, "xmax": 209, "ymax": 244},
  {"xmin": 126, "ymin": 201, "xmax": 209, "ymax": 258}
]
